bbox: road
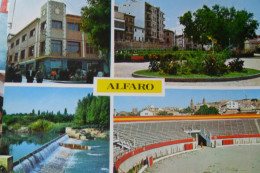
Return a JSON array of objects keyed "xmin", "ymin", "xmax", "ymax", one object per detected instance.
[{"xmin": 114, "ymin": 57, "xmax": 260, "ymax": 86}]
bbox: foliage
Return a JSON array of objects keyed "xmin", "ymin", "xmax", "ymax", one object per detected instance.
[
  {"xmin": 74, "ymin": 94, "xmax": 110, "ymax": 129},
  {"xmin": 228, "ymin": 58, "xmax": 244, "ymax": 72},
  {"xmin": 81, "ymin": 0, "xmax": 111, "ymax": 74},
  {"xmin": 172, "ymin": 46, "xmax": 179, "ymax": 51},
  {"xmin": 179, "ymin": 5, "xmax": 259, "ymax": 49},
  {"xmin": 148, "ymin": 55, "xmax": 159, "ymax": 72},
  {"xmin": 195, "ymin": 105, "xmax": 219, "ymax": 115},
  {"xmin": 29, "ymin": 120, "xmax": 54, "ymax": 132},
  {"xmin": 180, "ymin": 107, "xmax": 194, "ymax": 114}
]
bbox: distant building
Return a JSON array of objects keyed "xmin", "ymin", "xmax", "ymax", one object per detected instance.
[
  {"xmin": 226, "ymin": 101, "xmax": 239, "ymax": 110},
  {"xmin": 163, "ymin": 29, "xmax": 174, "ymax": 48},
  {"xmin": 140, "ymin": 110, "xmax": 153, "ymax": 116},
  {"xmin": 132, "ymin": 108, "xmax": 138, "ymax": 115},
  {"xmin": 7, "ymin": 1, "xmax": 102, "ymax": 79},
  {"xmin": 244, "ymin": 36, "xmax": 260, "ymax": 53},
  {"xmin": 117, "ymin": 0, "xmax": 165, "ymax": 43}
]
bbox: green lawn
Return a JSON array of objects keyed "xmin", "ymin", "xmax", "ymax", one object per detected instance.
[{"xmin": 134, "ymin": 68, "xmax": 260, "ymax": 78}]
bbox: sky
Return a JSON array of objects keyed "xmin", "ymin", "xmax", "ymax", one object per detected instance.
[
  {"xmin": 115, "ymin": 0, "xmax": 260, "ymax": 35},
  {"xmin": 3, "ymin": 86, "xmax": 94, "ymax": 114},
  {"xmin": 7, "ymin": 0, "xmax": 87, "ymax": 34},
  {"xmin": 114, "ymin": 89, "xmax": 260, "ymax": 112}
]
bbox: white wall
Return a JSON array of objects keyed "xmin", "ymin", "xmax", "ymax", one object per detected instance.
[
  {"xmin": 134, "ymin": 27, "xmax": 145, "ymax": 42},
  {"xmin": 117, "ymin": 1, "xmax": 145, "ymax": 28}
]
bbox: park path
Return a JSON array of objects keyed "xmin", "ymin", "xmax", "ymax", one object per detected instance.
[{"xmin": 114, "ymin": 57, "xmax": 260, "ymax": 86}]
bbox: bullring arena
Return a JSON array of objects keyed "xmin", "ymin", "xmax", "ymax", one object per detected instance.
[{"xmin": 113, "ymin": 114, "xmax": 260, "ymax": 173}]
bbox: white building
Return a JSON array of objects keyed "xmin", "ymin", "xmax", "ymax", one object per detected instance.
[
  {"xmin": 140, "ymin": 110, "xmax": 153, "ymax": 116},
  {"xmin": 134, "ymin": 26, "xmax": 145, "ymax": 42},
  {"xmin": 226, "ymin": 101, "xmax": 239, "ymax": 110}
]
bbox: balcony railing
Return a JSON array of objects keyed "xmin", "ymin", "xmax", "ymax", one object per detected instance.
[
  {"xmin": 66, "ymin": 52, "xmax": 81, "ymax": 58},
  {"xmin": 50, "ymin": 52, "xmax": 62, "ymax": 56}
]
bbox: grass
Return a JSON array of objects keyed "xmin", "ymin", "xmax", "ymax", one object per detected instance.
[{"xmin": 134, "ymin": 68, "xmax": 260, "ymax": 78}]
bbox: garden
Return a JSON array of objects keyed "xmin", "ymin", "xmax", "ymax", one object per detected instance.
[{"xmin": 115, "ymin": 49, "xmax": 260, "ymax": 79}]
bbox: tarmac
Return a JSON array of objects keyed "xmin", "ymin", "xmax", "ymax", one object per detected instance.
[{"xmin": 114, "ymin": 57, "xmax": 260, "ymax": 86}]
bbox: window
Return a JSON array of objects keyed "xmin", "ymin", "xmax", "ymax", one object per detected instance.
[
  {"xmin": 21, "ymin": 50, "xmax": 25, "ymax": 59},
  {"xmin": 22, "ymin": 34, "xmax": 27, "ymax": 42},
  {"xmin": 52, "ymin": 20, "xmax": 62, "ymax": 29},
  {"xmin": 30, "ymin": 29, "xmax": 35, "ymax": 37},
  {"xmin": 16, "ymin": 39, "xmax": 20, "ymax": 46},
  {"xmin": 14, "ymin": 53, "xmax": 18, "ymax": 61},
  {"xmin": 41, "ymin": 21, "xmax": 47, "ymax": 31},
  {"xmin": 67, "ymin": 42, "xmax": 80, "ymax": 53},
  {"xmin": 11, "ymin": 43, "xmax": 14, "ymax": 48},
  {"xmin": 86, "ymin": 43, "xmax": 97, "ymax": 54},
  {"xmin": 28, "ymin": 46, "xmax": 34, "ymax": 57},
  {"xmin": 67, "ymin": 23, "xmax": 80, "ymax": 31},
  {"xmin": 9, "ymin": 55, "xmax": 12, "ymax": 62},
  {"xmin": 51, "ymin": 40, "xmax": 62, "ymax": 52}
]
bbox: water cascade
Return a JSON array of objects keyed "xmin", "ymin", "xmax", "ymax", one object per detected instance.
[{"xmin": 13, "ymin": 134, "xmax": 69, "ymax": 173}]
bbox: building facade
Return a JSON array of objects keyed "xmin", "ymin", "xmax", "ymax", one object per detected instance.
[
  {"xmin": 117, "ymin": 1, "xmax": 165, "ymax": 43},
  {"xmin": 7, "ymin": 1, "xmax": 102, "ymax": 79}
]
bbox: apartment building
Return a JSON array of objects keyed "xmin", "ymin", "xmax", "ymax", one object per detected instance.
[
  {"xmin": 7, "ymin": 1, "xmax": 101, "ymax": 79},
  {"xmin": 117, "ymin": 0, "xmax": 165, "ymax": 43},
  {"xmin": 163, "ymin": 29, "xmax": 174, "ymax": 48}
]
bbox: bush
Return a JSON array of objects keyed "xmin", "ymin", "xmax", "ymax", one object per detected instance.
[
  {"xmin": 172, "ymin": 46, "xmax": 179, "ymax": 51},
  {"xmin": 50, "ymin": 123, "xmax": 71, "ymax": 133},
  {"xmin": 148, "ymin": 55, "xmax": 159, "ymax": 72},
  {"xmin": 29, "ymin": 119, "xmax": 54, "ymax": 132},
  {"xmin": 229, "ymin": 58, "xmax": 244, "ymax": 72}
]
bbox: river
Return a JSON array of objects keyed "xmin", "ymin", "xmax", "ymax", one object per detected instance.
[{"xmin": 0, "ymin": 132, "xmax": 109, "ymax": 173}]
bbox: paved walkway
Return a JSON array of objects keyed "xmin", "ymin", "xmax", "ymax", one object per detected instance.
[
  {"xmin": 144, "ymin": 145, "xmax": 260, "ymax": 173},
  {"xmin": 114, "ymin": 58, "xmax": 260, "ymax": 86}
]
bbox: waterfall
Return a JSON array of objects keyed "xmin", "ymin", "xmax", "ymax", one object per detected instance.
[{"xmin": 13, "ymin": 135, "xmax": 69, "ymax": 173}]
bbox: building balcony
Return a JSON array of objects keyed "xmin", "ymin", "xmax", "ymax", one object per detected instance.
[
  {"xmin": 50, "ymin": 52, "xmax": 62, "ymax": 56},
  {"xmin": 66, "ymin": 52, "xmax": 81, "ymax": 58},
  {"xmin": 40, "ymin": 51, "xmax": 46, "ymax": 56},
  {"xmin": 145, "ymin": 17, "xmax": 152, "ymax": 21}
]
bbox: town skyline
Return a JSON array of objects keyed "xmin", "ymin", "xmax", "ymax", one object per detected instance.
[
  {"xmin": 115, "ymin": 89, "xmax": 260, "ymax": 112},
  {"xmin": 115, "ymin": 0, "xmax": 260, "ymax": 35}
]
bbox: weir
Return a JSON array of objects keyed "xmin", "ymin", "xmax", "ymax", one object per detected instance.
[{"xmin": 13, "ymin": 134, "xmax": 69, "ymax": 173}]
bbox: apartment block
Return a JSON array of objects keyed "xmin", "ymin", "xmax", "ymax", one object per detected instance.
[
  {"xmin": 7, "ymin": 1, "xmax": 101, "ymax": 78},
  {"xmin": 117, "ymin": 1, "xmax": 165, "ymax": 43}
]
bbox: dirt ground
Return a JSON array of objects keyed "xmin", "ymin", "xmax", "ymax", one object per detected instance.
[{"xmin": 144, "ymin": 145, "xmax": 260, "ymax": 173}]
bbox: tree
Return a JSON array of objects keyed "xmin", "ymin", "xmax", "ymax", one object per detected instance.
[
  {"xmin": 195, "ymin": 105, "xmax": 219, "ymax": 115},
  {"xmin": 64, "ymin": 108, "xmax": 68, "ymax": 116},
  {"xmin": 157, "ymin": 111, "xmax": 168, "ymax": 116},
  {"xmin": 181, "ymin": 107, "xmax": 194, "ymax": 114},
  {"xmin": 81, "ymin": 0, "xmax": 111, "ymax": 75},
  {"xmin": 179, "ymin": 5, "xmax": 259, "ymax": 50}
]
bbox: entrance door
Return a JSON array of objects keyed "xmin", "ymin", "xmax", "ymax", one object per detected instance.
[{"xmin": 67, "ymin": 60, "xmax": 82, "ymax": 75}]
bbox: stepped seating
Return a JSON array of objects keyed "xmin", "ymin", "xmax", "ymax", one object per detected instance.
[{"xmin": 113, "ymin": 119, "xmax": 260, "ymax": 160}]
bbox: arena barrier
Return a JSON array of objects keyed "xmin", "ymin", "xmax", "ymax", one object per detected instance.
[
  {"xmin": 114, "ymin": 138, "xmax": 196, "ymax": 173},
  {"xmin": 211, "ymin": 134, "xmax": 260, "ymax": 147}
]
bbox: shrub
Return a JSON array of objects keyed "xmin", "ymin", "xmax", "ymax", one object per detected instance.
[
  {"xmin": 50, "ymin": 123, "xmax": 71, "ymax": 133},
  {"xmin": 29, "ymin": 119, "xmax": 54, "ymax": 132},
  {"xmin": 229, "ymin": 58, "xmax": 244, "ymax": 72},
  {"xmin": 172, "ymin": 46, "xmax": 179, "ymax": 51},
  {"xmin": 148, "ymin": 55, "xmax": 159, "ymax": 72}
]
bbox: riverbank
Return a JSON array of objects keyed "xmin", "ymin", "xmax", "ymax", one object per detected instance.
[{"xmin": 66, "ymin": 127, "xmax": 109, "ymax": 140}]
